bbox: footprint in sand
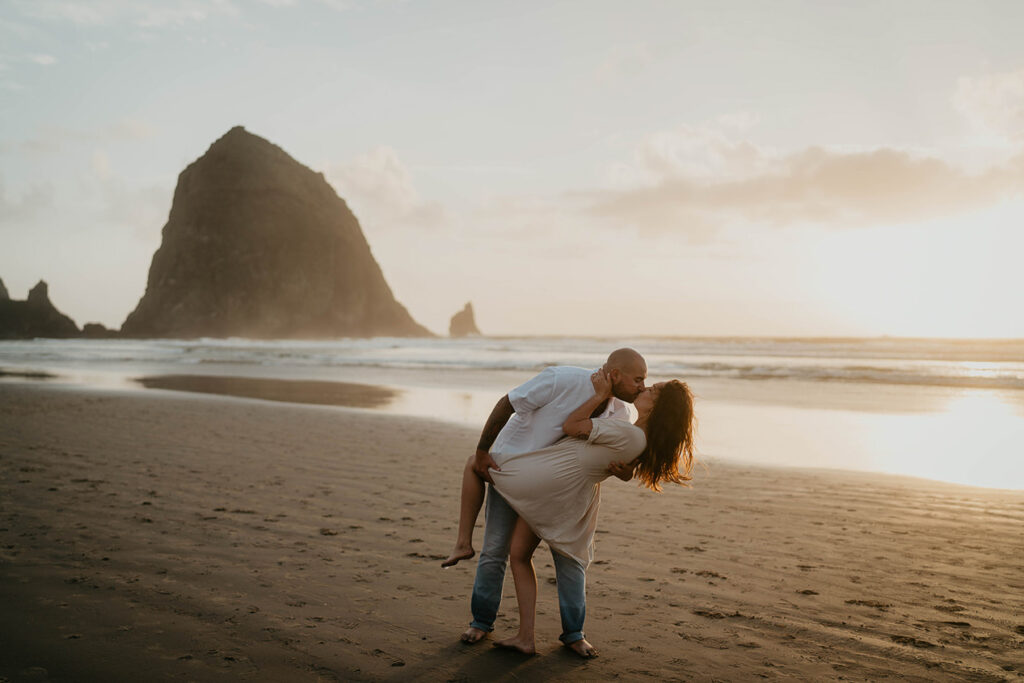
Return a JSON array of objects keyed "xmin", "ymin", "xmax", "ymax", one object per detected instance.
[
  {"xmin": 934, "ymin": 604, "xmax": 966, "ymax": 613},
  {"xmin": 695, "ymin": 570, "xmax": 726, "ymax": 580},
  {"xmin": 889, "ymin": 634, "xmax": 935, "ymax": 649},
  {"xmin": 693, "ymin": 609, "xmax": 727, "ymax": 619},
  {"xmin": 845, "ymin": 599, "xmax": 891, "ymax": 610}
]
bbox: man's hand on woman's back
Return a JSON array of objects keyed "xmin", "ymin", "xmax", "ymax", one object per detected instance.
[{"xmin": 473, "ymin": 448, "xmax": 500, "ymax": 484}]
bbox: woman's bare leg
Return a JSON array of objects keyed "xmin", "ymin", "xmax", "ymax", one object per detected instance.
[
  {"xmin": 493, "ymin": 517, "xmax": 541, "ymax": 654},
  {"xmin": 442, "ymin": 456, "xmax": 486, "ymax": 567}
]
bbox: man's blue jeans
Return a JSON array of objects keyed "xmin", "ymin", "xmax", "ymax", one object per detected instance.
[{"xmin": 469, "ymin": 484, "xmax": 587, "ymax": 645}]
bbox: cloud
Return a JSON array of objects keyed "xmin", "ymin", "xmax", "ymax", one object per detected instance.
[
  {"xmin": 313, "ymin": 0, "xmax": 354, "ymax": 10},
  {"xmin": 955, "ymin": 67, "xmax": 1024, "ymax": 142},
  {"xmin": 28, "ymin": 53, "xmax": 57, "ymax": 65},
  {"xmin": 586, "ymin": 123, "xmax": 1024, "ymax": 240},
  {"xmin": 83, "ymin": 149, "xmax": 170, "ymax": 238},
  {"xmin": 594, "ymin": 42, "xmax": 656, "ymax": 84},
  {"xmin": 0, "ymin": 174, "xmax": 54, "ymax": 225},
  {"xmin": 1, "ymin": 119, "xmax": 158, "ymax": 155},
  {"xmin": 9, "ymin": 0, "xmax": 239, "ymax": 28},
  {"xmin": 0, "ymin": 16, "xmax": 36, "ymax": 39},
  {"xmin": 9, "ymin": 0, "xmax": 352, "ymax": 27},
  {"xmin": 324, "ymin": 146, "xmax": 446, "ymax": 231},
  {"xmin": 604, "ymin": 122, "xmax": 773, "ymax": 189}
]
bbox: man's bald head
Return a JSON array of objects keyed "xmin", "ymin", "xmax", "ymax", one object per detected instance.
[{"xmin": 603, "ymin": 348, "xmax": 647, "ymax": 402}]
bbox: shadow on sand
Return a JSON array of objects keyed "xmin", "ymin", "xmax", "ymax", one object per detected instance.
[{"xmin": 385, "ymin": 639, "xmax": 596, "ymax": 682}]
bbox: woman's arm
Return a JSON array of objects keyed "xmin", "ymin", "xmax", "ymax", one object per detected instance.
[{"xmin": 562, "ymin": 369, "xmax": 613, "ymax": 438}]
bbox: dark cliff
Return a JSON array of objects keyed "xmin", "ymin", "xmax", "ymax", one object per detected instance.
[{"xmin": 121, "ymin": 126, "xmax": 430, "ymax": 339}]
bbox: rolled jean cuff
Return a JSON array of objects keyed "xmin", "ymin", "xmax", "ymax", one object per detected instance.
[
  {"xmin": 559, "ymin": 631, "xmax": 585, "ymax": 645},
  {"xmin": 469, "ymin": 620, "xmax": 494, "ymax": 633}
]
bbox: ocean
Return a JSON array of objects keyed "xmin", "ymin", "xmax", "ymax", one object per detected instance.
[{"xmin": 2, "ymin": 336, "xmax": 1023, "ymax": 490}]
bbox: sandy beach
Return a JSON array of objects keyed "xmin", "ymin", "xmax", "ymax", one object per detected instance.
[{"xmin": 2, "ymin": 381, "xmax": 1022, "ymax": 681}]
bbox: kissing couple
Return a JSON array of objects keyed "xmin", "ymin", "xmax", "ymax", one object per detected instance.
[{"xmin": 442, "ymin": 348, "xmax": 697, "ymax": 656}]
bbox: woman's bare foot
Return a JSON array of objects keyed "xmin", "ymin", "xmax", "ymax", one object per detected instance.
[
  {"xmin": 493, "ymin": 635, "xmax": 536, "ymax": 655},
  {"xmin": 441, "ymin": 545, "xmax": 475, "ymax": 568},
  {"xmin": 566, "ymin": 638, "xmax": 598, "ymax": 658},
  {"xmin": 460, "ymin": 626, "xmax": 488, "ymax": 644}
]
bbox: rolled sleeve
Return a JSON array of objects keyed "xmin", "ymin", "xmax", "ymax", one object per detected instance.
[
  {"xmin": 587, "ymin": 419, "xmax": 646, "ymax": 456},
  {"xmin": 507, "ymin": 367, "xmax": 558, "ymax": 414},
  {"xmin": 587, "ymin": 419, "xmax": 627, "ymax": 448}
]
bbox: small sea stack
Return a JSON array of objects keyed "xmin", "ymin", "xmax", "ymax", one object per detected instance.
[
  {"xmin": 449, "ymin": 302, "xmax": 482, "ymax": 337},
  {"xmin": 0, "ymin": 279, "xmax": 80, "ymax": 339}
]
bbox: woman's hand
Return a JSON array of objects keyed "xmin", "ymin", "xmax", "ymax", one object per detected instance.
[
  {"xmin": 608, "ymin": 459, "xmax": 636, "ymax": 482},
  {"xmin": 564, "ymin": 370, "xmax": 614, "ymax": 439},
  {"xmin": 591, "ymin": 369, "xmax": 612, "ymax": 399}
]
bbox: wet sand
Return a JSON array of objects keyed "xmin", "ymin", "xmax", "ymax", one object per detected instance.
[
  {"xmin": 136, "ymin": 374, "xmax": 398, "ymax": 409},
  {"xmin": 1, "ymin": 382, "xmax": 1022, "ymax": 681}
]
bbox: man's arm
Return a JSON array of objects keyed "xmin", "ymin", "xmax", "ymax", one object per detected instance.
[{"xmin": 473, "ymin": 394, "xmax": 515, "ymax": 484}]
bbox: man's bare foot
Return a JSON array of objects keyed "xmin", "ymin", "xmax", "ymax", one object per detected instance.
[
  {"xmin": 493, "ymin": 635, "xmax": 536, "ymax": 655},
  {"xmin": 460, "ymin": 627, "xmax": 488, "ymax": 644},
  {"xmin": 441, "ymin": 545, "xmax": 475, "ymax": 568},
  {"xmin": 566, "ymin": 638, "xmax": 598, "ymax": 658}
]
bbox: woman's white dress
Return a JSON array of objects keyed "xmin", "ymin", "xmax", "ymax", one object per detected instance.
[{"xmin": 490, "ymin": 418, "xmax": 646, "ymax": 567}]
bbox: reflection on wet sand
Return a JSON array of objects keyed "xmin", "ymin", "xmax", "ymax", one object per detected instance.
[
  {"xmin": 0, "ymin": 369, "xmax": 57, "ymax": 380},
  {"xmin": 136, "ymin": 374, "xmax": 399, "ymax": 409}
]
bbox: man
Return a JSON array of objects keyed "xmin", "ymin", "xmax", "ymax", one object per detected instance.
[{"xmin": 460, "ymin": 348, "xmax": 647, "ymax": 657}]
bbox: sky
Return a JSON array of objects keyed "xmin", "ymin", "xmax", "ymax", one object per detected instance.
[{"xmin": 2, "ymin": 0, "xmax": 1023, "ymax": 338}]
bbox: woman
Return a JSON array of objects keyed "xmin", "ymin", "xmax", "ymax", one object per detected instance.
[{"xmin": 455, "ymin": 370, "xmax": 696, "ymax": 655}]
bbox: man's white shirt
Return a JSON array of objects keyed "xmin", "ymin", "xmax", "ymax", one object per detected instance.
[{"xmin": 490, "ymin": 366, "xmax": 633, "ymax": 457}]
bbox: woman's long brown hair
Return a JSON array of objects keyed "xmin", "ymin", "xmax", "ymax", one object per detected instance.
[{"xmin": 635, "ymin": 380, "xmax": 696, "ymax": 491}]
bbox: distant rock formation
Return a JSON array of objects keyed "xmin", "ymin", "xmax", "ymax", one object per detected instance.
[
  {"xmin": 82, "ymin": 322, "xmax": 119, "ymax": 339},
  {"xmin": 121, "ymin": 126, "xmax": 431, "ymax": 339},
  {"xmin": 449, "ymin": 302, "xmax": 481, "ymax": 337},
  {"xmin": 0, "ymin": 280, "xmax": 80, "ymax": 339}
]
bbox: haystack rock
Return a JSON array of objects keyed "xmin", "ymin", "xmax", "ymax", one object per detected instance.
[
  {"xmin": 449, "ymin": 302, "xmax": 481, "ymax": 337},
  {"xmin": 121, "ymin": 126, "xmax": 431, "ymax": 339},
  {"xmin": 0, "ymin": 280, "xmax": 80, "ymax": 339}
]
